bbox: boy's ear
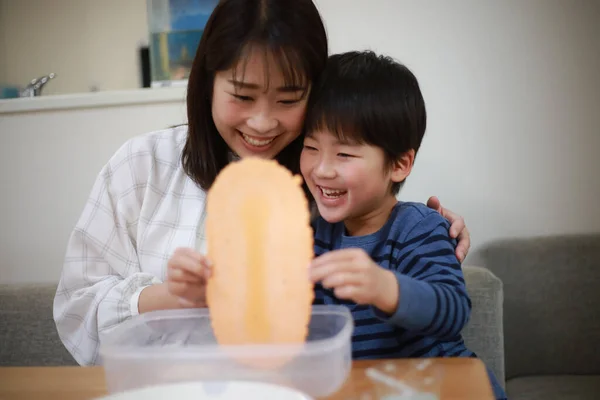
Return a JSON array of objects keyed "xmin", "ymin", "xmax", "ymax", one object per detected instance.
[{"xmin": 390, "ymin": 149, "xmax": 415, "ymax": 183}]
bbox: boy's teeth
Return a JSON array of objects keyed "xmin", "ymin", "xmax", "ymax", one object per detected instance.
[
  {"xmin": 320, "ymin": 187, "xmax": 346, "ymax": 198},
  {"xmin": 242, "ymin": 133, "xmax": 275, "ymax": 147}
]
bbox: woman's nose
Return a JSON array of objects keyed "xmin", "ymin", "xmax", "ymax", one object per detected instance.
[{"xmin": 247, "ymin": 111, "xmax": 278, "ymax": 133}]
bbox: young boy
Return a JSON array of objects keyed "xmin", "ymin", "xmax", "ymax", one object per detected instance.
[{"xmin": 300, "ymin": 51, "xmax": 507, "ymax": 400}]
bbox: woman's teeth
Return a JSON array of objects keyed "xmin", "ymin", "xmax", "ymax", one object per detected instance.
[
  {"xmin": 242, "ymin": 133, "xmax": 275, "ymax": 147},
  {"xmin": 320, "ymin": 186, "xmax": 347, "ymax": 198}
]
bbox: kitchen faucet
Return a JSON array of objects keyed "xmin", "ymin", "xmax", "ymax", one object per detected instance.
[{"xmin": 20, "ymin": 73, "xmax": 56, "ymax": 97}]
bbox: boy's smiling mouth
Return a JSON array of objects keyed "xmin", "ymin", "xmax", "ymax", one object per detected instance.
[{"xmin": 317, "ymin": 185, "xmax": 347, "ymax": 199}]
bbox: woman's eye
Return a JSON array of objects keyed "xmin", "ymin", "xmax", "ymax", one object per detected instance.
[
  {"xmin": 232, "ymin": 94, "xmax": 253, "ymax": 101},
  {"xmin": 338, "ymin": 153, "xmax": 353, "ymax": 158},
  {"xmin": 279, "ymin": 99, "xmax": 300, "ymax": 105}
]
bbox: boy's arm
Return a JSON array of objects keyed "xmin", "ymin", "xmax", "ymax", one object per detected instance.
[{"xmin": 375, "ymin": 212, "xmax": 471, "ymax": 339}]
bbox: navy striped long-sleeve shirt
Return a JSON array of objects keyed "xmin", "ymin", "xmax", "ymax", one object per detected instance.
[
  {"xmin": 311, "ymin": 201, "xmax": 507, "ymax": 399},
  {"xmin": 312, "ymin": 201, "xmax": 474, "ymax": 359}
]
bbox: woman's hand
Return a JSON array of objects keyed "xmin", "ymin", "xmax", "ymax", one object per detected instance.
[
  {"xmin": 137, "ymin": 247, "xmax": 212, "ymax": 314},
  {"xmin": 427, "ymin": 196, "xmax": 470, "ymax": 262},
  {"xmin": 166, "ymin": 247, "xmax": 212, "ymax": 307},
  {"xmin": 309, "ymin": 248, "xmax": 399, "ymax": 314}
]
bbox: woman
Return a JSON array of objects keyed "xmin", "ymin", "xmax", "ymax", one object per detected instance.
[{"xmin": 53, "ymin": 0, "xmax": 470, "ymax": 366}]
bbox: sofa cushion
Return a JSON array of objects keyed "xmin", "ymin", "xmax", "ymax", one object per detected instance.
[
  {"xmin": 461, "ymin": 265, "xmax": 505, "ymax": 387},
  {"xmin": 481, "ymin": 234, "xmax": 600, "ymax": 379},
  {"xmin": 507, "ymin": 375, "xmax": 600, "ymax": 400},
  {"xmin": 0, "ymin": 283, "xmax": 76, "ymax": 366}
]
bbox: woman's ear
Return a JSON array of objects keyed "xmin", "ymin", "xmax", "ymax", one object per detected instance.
[{"xmin": 390, "ymin": 149, "xmax": 415, "ymax": 183}]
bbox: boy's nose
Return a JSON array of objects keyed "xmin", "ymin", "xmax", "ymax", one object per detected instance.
[{"xmin": 314, "ymin": 159, "xmax": 336, "ymax": 179}]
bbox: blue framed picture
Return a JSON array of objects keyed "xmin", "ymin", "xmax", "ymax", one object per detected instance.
[{"xmin": 148, "ymin": 0, "xmax": 219, "ymax": 86}]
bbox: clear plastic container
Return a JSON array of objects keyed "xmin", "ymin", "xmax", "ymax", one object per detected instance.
[{"xmin": 99, "ymin": 305, "xmax": 353, "ymax": 398}]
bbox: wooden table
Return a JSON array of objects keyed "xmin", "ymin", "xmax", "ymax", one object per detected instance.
[{"xmin": 0, "ymin": 358, "xmax": 494, "ymax": 400}]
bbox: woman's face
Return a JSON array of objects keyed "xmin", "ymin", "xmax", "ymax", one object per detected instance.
[{"xmin": 212, "ymin": 47, "xmax": 310, "ymax": 160}]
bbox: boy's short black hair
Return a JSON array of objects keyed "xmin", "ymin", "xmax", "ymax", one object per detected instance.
[{"xmin": 304, "ymin": 50, "xmax": 427, "ymax": 195}]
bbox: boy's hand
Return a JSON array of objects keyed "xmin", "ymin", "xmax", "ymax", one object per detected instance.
[{"xmin": 309, "ymin": 249, "xmax": 399, "ymax": 314}]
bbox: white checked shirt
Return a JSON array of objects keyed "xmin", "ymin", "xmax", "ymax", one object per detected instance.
[{"xmin": 53, "ymin": 125, "xmax": 209, "ymax": 365}]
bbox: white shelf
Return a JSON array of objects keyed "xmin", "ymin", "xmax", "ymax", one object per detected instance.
[{"xmin": 0, "ymin": 86, "xmax": 187, "ymax": 115}]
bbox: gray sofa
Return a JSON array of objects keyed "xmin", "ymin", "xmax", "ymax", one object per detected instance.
[
  {"xmin": 0, "ymin": 265, "xmax": 506, "ymax": 395},
  {"xmin": 462, "ymin": 265, "xmax": 505, "ymax": 387},
  {"xmin": 480, "ymin": 233, "xmax": 600, "ymax": 400},
  {"xmin": 4, "ymin": 234, "xmax": 599, "ymax": 399},
  {"xmin": 0, "ymin": 283, "xmax": 76, "ymax": 366}
]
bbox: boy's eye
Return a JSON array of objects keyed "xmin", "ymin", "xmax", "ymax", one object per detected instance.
[
  {"xmin": 303, "ymin": 145, "xmax": 317, "ymax": 151},
  {"xmin": 338, "ymin": 153, "xmax": 353, "ymax": 158},
  {"xmin": 232, "ymin": 94, "xmax": 253, "ymax": 101}
]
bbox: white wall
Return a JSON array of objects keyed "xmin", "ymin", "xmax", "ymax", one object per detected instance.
[
  {"xmin": 316, "ymin": 0, "xmax": 600, "ymax": 263},
  {"xmin": 0, "ymin": 0, "xmax": 148, "ymax": 94},
  {"xmin": 0, "ymin": 3, "xmax": 6, "ymax": 81},
  {"xmin": 1, "ymin": 0, "xmax": 599, "ymax": 283},
  {"xmin": 0, "ymin": 95, "xmax": 187, "ymax": 283}
]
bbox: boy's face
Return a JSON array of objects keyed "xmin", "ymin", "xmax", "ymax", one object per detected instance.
[{"xmin": 300, "ymin": 130, "xmax": 406, "ymax": 235}]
